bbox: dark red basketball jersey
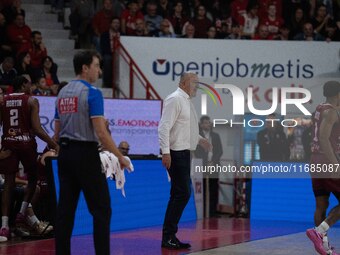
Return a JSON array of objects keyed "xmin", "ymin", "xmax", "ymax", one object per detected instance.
[
  {"xmin": 1, "ymin": 93, "xmax": 36, "ymax": 149},
  {"xmin": 311, "ymin": 103, "xmax": 340, "ymax": 156}
]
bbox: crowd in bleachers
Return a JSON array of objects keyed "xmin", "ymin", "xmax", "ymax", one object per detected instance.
[
  {"xmin": 0, "ymin": 0, "xmax": 61, "ymax": 95},
  {"xmin": 69, "ymin": 0, "xmax": 340, "ymax": 47},
  {"xmin": 1, "ymin": 0, "xmax": 340, "ymax": 90}
]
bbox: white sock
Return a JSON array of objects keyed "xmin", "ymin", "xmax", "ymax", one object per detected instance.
[
  {"xmin": 19, "ymin": 201, "xmax": 29, "ymax": 215},
  {"xmin": 1, "ymin": 216, "xmax": 9, "ymax": 229},
  {"xmin": 26, "ymin": 215, "xmax": 39, "ymax": 227},
  {"xmin": 323, "ymin": 235, "xmax": 330, "ymax": 250},
  {"xmin": 316, "ymin": 221, "xmax": 330, "ymax": 235}
]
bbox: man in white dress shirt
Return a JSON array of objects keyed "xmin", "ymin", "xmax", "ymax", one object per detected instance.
[{"xmin": 158, "ymin": 72, "xmax": 211, "ymax": 249}]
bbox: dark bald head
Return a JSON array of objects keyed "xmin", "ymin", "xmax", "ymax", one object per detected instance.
[{"xmin": 323, "ymin": 81, "xmax": 340, "ymax": 98}]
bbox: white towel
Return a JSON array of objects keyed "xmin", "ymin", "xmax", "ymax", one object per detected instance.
[{"xmin": 99, "ymin": 151, "xmax": 134, "ymax": 197}]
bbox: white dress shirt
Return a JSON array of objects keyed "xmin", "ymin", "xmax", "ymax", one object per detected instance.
[{"xmin": 158, "ymin": 88, "xmax": 201, "ymax": 154}]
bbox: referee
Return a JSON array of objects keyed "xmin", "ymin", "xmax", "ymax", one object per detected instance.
[{"xmin": 54, "ymin": 50, "xmax": 129, "ymax": 255}]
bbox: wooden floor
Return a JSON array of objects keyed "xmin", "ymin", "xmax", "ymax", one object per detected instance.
[{"xmin": 0, "ymin": 217, "xmax": 319, "ymax": 255}]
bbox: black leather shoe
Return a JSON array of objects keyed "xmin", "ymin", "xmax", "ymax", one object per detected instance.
[
  {"xmin": 161, "ymin": 238, "xmax": 181, "ymax": 249},
  {"xmin": 161, "ymin": 237, "xmax": 191, "ymax": 250},
  {"xmin": 175, "ymin": 237, "xmax": 191, "ymax": 249}
]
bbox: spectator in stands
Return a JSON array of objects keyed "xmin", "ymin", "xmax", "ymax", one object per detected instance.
[
  {"xmin": 239, "ymin": 3, "xmax": 259, "ymax": 39},
  {"xmin": 92, "ymin": 0, "xmax": 115, "ymax": 53},
  {"xmin": 0, "ymin": 12, "xmax": 12, "ymax": 62},
  {"xmin": 311, "ymin": 4, "xmax": 334, "ymax": 38},
  {"xmin": 134, "ymin": 18, "xmax": 148, "ymax": 36},
  {"xmin": 137, "ymin": 0, "xmax": 146, "ymax": 13},
  {"xmin": 206, "ymin": 25, "xmax": 217, "ymax": 39},
  {"xmin": 252, "ymin": 24, "xmax": 273, "ymax": 40},
  {"xmin": 15, "ymin": 51, "xmax": 34, "ymax": 79},
  {"xmin": 283, "ymin": 0, "xmax": 315, "ymax": 24},
  {"xmin": 257, "ymin": 113, "xmax": 290, "ymax": 161},
  {"xmin": 226, "ymin": 23, "xmax": 242, "ymax": 39},
  {"xmin": 35, "ymin": 56, "xmax": 59, "ymax": 92},
  {"xmin": 188, "ymin": 0, "xmax": 210, "ymax": 20},
  {"xmin": 215, "ymin": 11, "xmax": 233, "ymax": 39},
  {"xmin": 294, "ymin": 22, "xmax": 325, "ymax": 41},
  {"xmin": 260, "ymin": 3, "xmax": 284, "ymax": 38},
  {"xmin": 2, "ymin": 0, "xmax": 25, "ymax": 25},
  {"xmin": 210, "ymin": 0, "xmax": 227, "ymax": 20},
  {"xmin": 258, "ymin": 0, "xmax": 282, "ymax": 21},
  {"xmin": 191, "ymin": 4, "xmax": 212, "ymax": 38},
  {"xmin": 288, "ymin": 7, "xmax": 306, "ymax": 39},
  {"xmin": 144, "ymin": 1, "xmax": 163, "ymax": 36},
  {"xmin": 324, "ymin": 22, "xmax": 340, "ymax": 41},
  {"xmin": 50, "ymin": 0, "xmax": 64, "ymax": 14},
  {"xmin": 215, "ymin": 22, "xmax": 229, "ymax": 39},
  {"xmin": 112, "ymin": 0, "xmax": 126, "ymax": 17},
  {"xmin": 31, "ymin": 76, "xmax": 46, "ymax": 95},
  {"xmin": 118, "ymin": 141, "xmax": 130, "ymax": 156},
  {"xmin": 0, "ymin": 57, "xmax": 16, "ymax": 86},
  {"xmin": 100, "ymin": 17, "xmax": 120, "ymax": 88},
  {"xmin": 167, "ymin": 1, "xmax": 189, "ymax": 37},
  {"xmin": 230, "ymin": 0, "xmax": 248, "ymax": 25},
  {"xmin": 28, "ymin": 31, "xmax": 48, "ymax": 70},
  {"xmin": 35, "ymin": 76, "xmax": 58, "ymax": 95},
  {"xmin": 6, "ymin": 13, "xmax": 32, "ymax": 53},
  {"xmin": 195, "ymin": 115, "xmax": 223, "ymax": 217},
  {"xmin": 274, "ymin": 25, "xmax": 290, "ymax": 40},
  {"xmin": 181, "ymin": 22, "xmax": 195, "ymax": 38},
  {"xmin": 120, "ymin": 0, "xmax": 144, "ymax": 35},
  {"xmin": 156, "ymin": 18, "xmax": 176, "ymax": 37},
  {"xmin": 157, "ymin": 0, "xmax": 172, "ymax": 18},
  {"xmin": 69, "ymin": 0, "xmax": 94, "ymax": 49}
]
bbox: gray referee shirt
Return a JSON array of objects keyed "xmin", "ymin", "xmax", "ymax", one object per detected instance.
[{"xmin": 54, "ymin": 80, "xmax": 104, "ymax": 142}]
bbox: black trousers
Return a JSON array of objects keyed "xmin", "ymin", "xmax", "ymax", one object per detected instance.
[
  {"xmin": 55, "ymin": 139, "xmax": 111, "ymax": 255},
  {"xmin": 162, "ymin": 150, "xmax": 191, "ymax": 239},
  {"xmin": 203, "ymin": 177, "xmax": 219, "ymax": 216}
]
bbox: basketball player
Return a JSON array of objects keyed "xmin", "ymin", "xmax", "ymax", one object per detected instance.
[
  {"xmin": 306, "ymin": 81, "xmax": 340, "ymax": 255},
  {"xmin": 0, "ymin": 75, "xmax": 59, "ymax": 241}
]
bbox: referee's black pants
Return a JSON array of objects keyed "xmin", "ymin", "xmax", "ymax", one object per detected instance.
[
  {"xmin": 162, "ymin": 150, "xmax": 191, "ymax": 239},
  {"xmin": 55, "ymin": 139, "xmax": 111, "ymax": 255}
]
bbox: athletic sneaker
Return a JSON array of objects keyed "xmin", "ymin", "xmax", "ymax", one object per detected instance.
[
  {"xmin": 32, "ymin": 221, "xmax": 53, "ymax": 235},
  {"xmin": 0, "ymin": 227, "xmax": 10, "ymax": 242},
  {"xmin": 306, "ymin": 228, "xmax": 327, "ymax": 255},
  {"xmin": 13, "ymin": 227, "xmax": 30, "ymax": 237},
  {"xmin": 42, "ymin": 221, "xmax": 53, "ymax": 233}
]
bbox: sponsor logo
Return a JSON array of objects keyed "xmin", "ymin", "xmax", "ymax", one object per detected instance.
[
  {"xmin": 58, "ymin": 97, "xmax": 78, "ymax": 114},
  {"xmin": 152, "ymin": 58, "xmax": 314, "ymax": 81}
]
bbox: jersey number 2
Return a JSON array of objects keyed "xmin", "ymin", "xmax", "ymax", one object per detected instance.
[{"xmin": 10, "ymin": 109, "xmax": 19, "ymax": 126}]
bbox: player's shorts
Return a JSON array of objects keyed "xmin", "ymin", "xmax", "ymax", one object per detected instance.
[
  {"xmin": 0, "ymin": 145, "xmax": 38, "ymax": 175},
  {"xmin": 311, "ymin": 153, "xmax": 340, "ymax": 197},
  {"xmin": 312, "ymin": 178, "xmax": 340, "ymax": 197}
]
